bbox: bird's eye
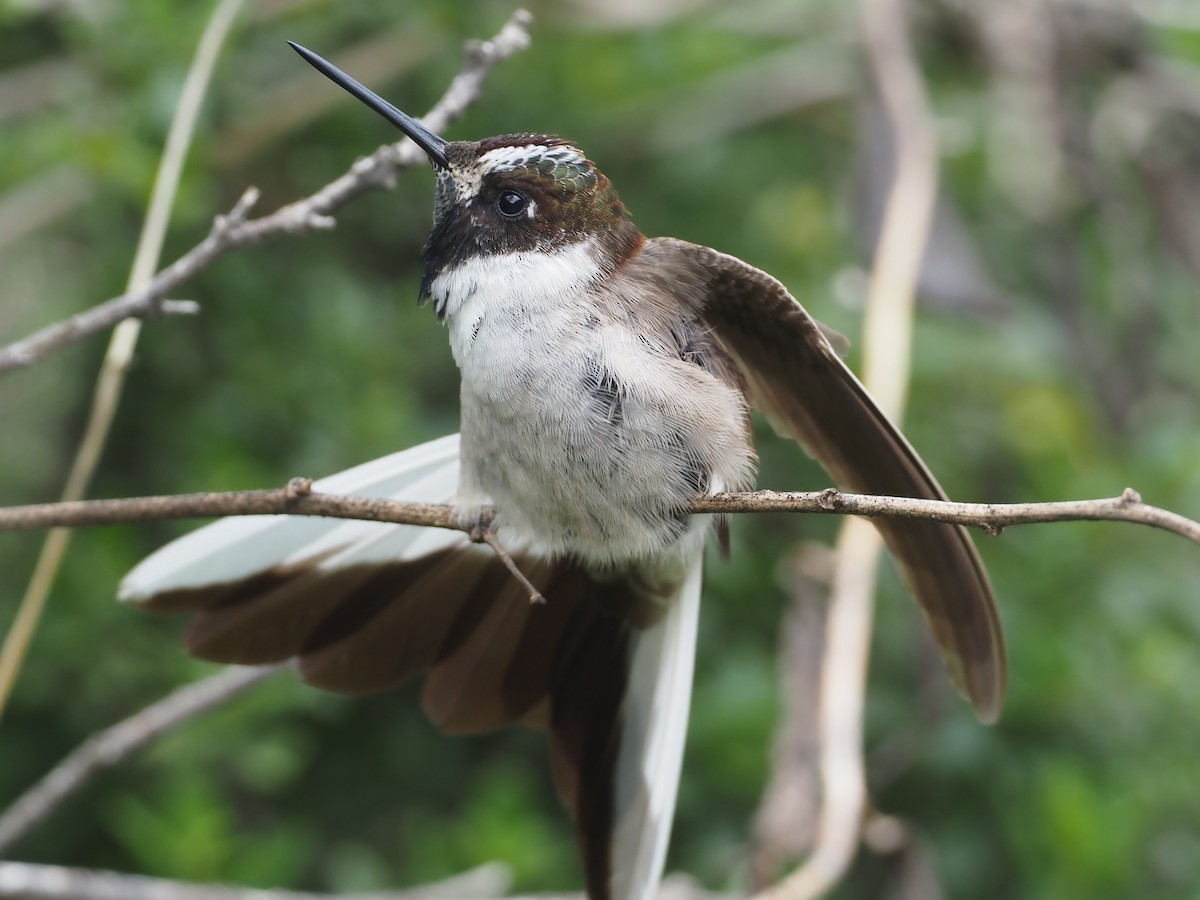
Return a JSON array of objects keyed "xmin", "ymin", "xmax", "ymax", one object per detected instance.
[{"xmin": 497, "ymin": 190, "xmax": 528, "ymax": 218}]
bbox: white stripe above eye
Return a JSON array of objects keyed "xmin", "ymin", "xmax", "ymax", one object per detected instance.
[
  {"xmin": 479, "ymin": 143, "xmax": 586, "ymax": 175},
  {"xmin": 445, "ymin": 144, "xmax": 588, "ymax": 203}
]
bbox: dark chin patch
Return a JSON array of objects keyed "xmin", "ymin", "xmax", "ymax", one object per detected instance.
[{"xmin": 417, "ymin": 269, "xmax": 435, "ymax": 308}]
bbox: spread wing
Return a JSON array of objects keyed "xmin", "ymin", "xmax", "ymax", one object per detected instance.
[
  {"xmin": 121, "ymin": 433, "xmax": 697, "ymax": 900},
  {"xmin": 635, "ymin": 237, "xmax": 1006, "ymax": 722}
]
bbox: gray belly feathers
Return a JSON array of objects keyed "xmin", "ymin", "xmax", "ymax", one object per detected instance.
[{"xmin": 437, "ymin": 245, "xmax": 754, "ymax": 567}]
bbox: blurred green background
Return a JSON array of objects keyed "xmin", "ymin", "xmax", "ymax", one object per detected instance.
[{"xmin": 1, "ymin": 0, "xmax": 1198, "ymax": 897}]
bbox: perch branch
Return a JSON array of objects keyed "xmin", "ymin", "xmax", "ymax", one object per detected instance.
[
  {"xmin": 0, "ymin": 9, "xmax": 533, "ymax": 376},
  {"xmin": 0, "ymin": 486, "xmax": 1194, "ymax": 543},
  {"xmin": 692, "ymin": 487, "xmax": 1200, "ymax": 542}
]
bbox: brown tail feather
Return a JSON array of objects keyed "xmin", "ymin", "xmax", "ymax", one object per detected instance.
[
  {"xmin": 140, "ymin": 540, "xmax": 663, "ymax": 900},
  {"xmin": 549, "ymin": 577, "xmax": 637, "ymax": 900}
]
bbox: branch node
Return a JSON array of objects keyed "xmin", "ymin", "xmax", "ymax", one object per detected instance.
[
  {"xmin": 983, "ymin": 521, "xmax": 1004, "ymax": 537},
  {"xmin": 1120, "ymin": 487, "xmax": 1143, "ymax": 506},
  {"xmin": 350, "ymin": 149, "xmax": 408, "ymax": 190},
  {"xmin": 158, "ymin": 299, "xmax": 200, "ymax": 316},
  {"xmin": 463, "ymin": 38, "xmax": 486, "ymax": 63},
  {"xmin": 818, "ymin": 487, "xmax": 843, "ymax": 511},
  {"xmin": 862, "ymin": 812, "xmax": 908, "ymax": 854},
  {"xmin": 230, "ymin": 186, "xmax": 260, "ymax": 221},
  {"xmin": 502, "ymin": 9, "xmax": 534, "ymax": 48},
  {"xmin": 212, "ymin": 187, "xmax": 261, "ymax": 237},
  {"xmin": 285, "ymin": 477, "xmax": 313, "ymax": 499},
  {"xmin": 305, "ymin": 212, "xmax": 337, "ymax": 231}
]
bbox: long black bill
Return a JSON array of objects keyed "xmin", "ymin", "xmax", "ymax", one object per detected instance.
[{"xmin": 287, "ymin": 40, "xmax": 450, "ymax": 169}]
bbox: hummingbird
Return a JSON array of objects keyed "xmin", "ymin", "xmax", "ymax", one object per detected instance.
[{"xmin": 120, "ymin": 41, "xmax": 1006, "ymax": 900}]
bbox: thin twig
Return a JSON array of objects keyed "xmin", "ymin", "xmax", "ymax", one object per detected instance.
[
  {"xmin": 0, "ymin": 860, "xmax": 720, "ymax": 900},
  {"xmin": 0, "ymin": 665, "xmax": 288, "ymax": 854},
  {"xmin": 0, "ymin": 10, "xmax": 533, "ymax": 376},
  {"xmin": 0, "ymin": 486, "xmax": 1195, "ymax": 543},
  {"xmin": 0, "ymin": 861, "xmax": 511, "ymax": 900},
  {"xmin": 471, "ymin": 520, "xmax": 547, "ymax": 604},
  {"xmin": 0, "ymin": 186, "xmax": 257, "ymax": 373}
]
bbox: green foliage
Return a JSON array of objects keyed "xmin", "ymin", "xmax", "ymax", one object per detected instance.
[
  {"xmin": 106, "ymin": 772, "xmax": 316, "ymax": 885},
  {"xmin": 1, "ymin": 1, "xmax": 1198, "ymax": 898}
]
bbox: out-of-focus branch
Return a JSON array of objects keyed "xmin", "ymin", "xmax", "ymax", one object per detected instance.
[
  {"xmin": 0, "ymin": 861, "xmax": 511, "ymax": 900},
  {"xmin": 861, "ymin": 812, "xmax": 943, "ymax": 900},
  {"xmin": 0, "ymin": 486, "xmax": 1196, "ymax": 543},
  {"xmin": 0, "ymin": 10, "xmax": 533, "ymax": 376},
  {"xmin": 0, "ymin": 6, "xmax": 532, "ymax": 731},
  {"xmin": 750, "ymin": 546, "xmax": 831, "ymax": 886},
  {"xmin": 0, "ymin": 665, "xmax": 288, "ymax": 854},
  {"xmin": 0, "ymin": 863, "xmax": 724, "ymax": 900}
]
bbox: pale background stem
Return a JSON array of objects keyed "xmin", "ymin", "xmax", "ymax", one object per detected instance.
[
  {"xmin": 0, "ymin": 0, "xmax": 248, "ymax": 721},
  {"xmin": 757, "ymin": 0, "xmax": 940, "ymax": 895}
]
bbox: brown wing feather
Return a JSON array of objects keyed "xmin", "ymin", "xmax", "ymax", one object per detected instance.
[
  {"xmin": 421, "ymin": 555, "xmax": 563, "ymax": 733},
  {"xmin": 635, "ymin": 237, "xmax": 1007, "ymax": 722},
  {"xmin": 298, "ymin": 545, "xmax": 504, "ymax": 696}
]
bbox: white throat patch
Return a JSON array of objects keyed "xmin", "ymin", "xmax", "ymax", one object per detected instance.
[{"xmin": 427, "ymin": 239, "xmax": 601, "ymax": 323}]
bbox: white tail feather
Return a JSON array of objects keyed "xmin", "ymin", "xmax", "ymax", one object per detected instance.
[
  {"xmin": 119, "ymin": 434, "xmax": 461, "ymax": 603},
  {"xmin": 610, "ymin": 552, "xmax": 703, "ymax": 900}
]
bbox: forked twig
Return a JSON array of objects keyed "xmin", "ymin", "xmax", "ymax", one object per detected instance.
[
  {"xmin": 0, "ymin": 7, "xmax": 534, "ymax": 726},
  {"xmin": 0, "ymin": 10, "xmax": 533, "ymax": 375},
  {"xmin": 470, "ymin": 518, "xmax": 547, "ymax": 605}
]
